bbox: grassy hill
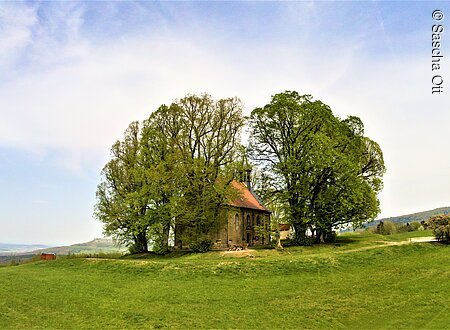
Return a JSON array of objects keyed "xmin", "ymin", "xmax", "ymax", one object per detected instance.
[
  {"xmin": 0, "ymin": 238, "xmax": 125, "ymax": 264},
  {"xmin": 0, "ymin": 254, "xmax": 36, "ymax": 265},
  {"xmin": 0, "ymin": 243, "xmax": 50, "ymax": 254},
  {"xmin": 1, "ymin": 230, "xmax": 449, "ymax": 329},
  {"xmin": 34, "ymin": 238, "xmax": 126, "ymax": 255},
  {"xmin": 368, "ymin": 206, "xmax": 450, "ymax": 227}
]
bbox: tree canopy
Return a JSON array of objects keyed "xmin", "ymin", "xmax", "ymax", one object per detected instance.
[
  {"xmin": 425, "ymin": 214, "xmax": 450, "ymax": 243},
  {"xmin": 249, "ymin": 91, "xmax": 385, "ymax": 243},
  {"xmin": 95, "ymin": 90, "xmax": 386, "ymax": 252},
  {"xmin": 95, "ymin": 94, "xmax": 245, "ymax": 253}
]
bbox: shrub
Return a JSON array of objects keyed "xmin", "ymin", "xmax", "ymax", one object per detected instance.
[
  {"xmin": 291, "ymin": 235, "xmax": 314, "ymax": 246},
  {"xmin": 128, "ymin": 242, "xmax": 147, "ymax": 255},
  {"xmin": 326, "ymin": 231, "xmax": 337, "ymax": 243},
  {"xmin": 408, "ymin": 221, "xmax": 421, "ymax": 231},
  {"xmin": 190, "ymin": 238, "xmax": 214, "ymax": 253},
  {"xmin": 425, "ymin": 214, "xmax": 450, "ymax": 243},
  {"xmin": 375, "ymin": 221, "xmax": 397, "ymax": 235},
  {"xmin": 395, "ymin": 222, "xmax": 421, "ymax": 233}
]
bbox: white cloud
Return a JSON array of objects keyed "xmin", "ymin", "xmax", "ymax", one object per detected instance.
[
  {"xmin": 0, "ymin": 2, "xmax": 38, "ymax": 71},
  {"xmin": 0, "ymin": 2, "xmax": 448, "ymax": 221},
  {"xmin": 0, "ymin": 23, "xmax": 359, "ymax": 166}
]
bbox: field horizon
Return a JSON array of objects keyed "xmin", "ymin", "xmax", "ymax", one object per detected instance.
[{"xmin": 3, "ymin": 204, "xmax": 448, "ymax": 256}]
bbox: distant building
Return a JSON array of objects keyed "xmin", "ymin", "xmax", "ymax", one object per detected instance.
[
  {"xmin": 279, "ymin": 224, "xmax": 293, "ymax": 240},
  {"xmin": 40, "ymin": 253, "xmax": 56, "ymax": 260}
]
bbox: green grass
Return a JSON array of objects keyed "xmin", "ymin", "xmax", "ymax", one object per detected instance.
[
  {"xmin": 0, "ymin": 231, "xmax": 448, "ymax": 329},
  {"xmin": 340, "ymin": 229, "xmax": 434, "ymax": 241},
  {"xmin": 381, "ymin": 229, "xmax": 435, "ymax": 241}
]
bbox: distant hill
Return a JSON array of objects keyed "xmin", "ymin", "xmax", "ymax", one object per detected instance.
[
  {"xmin": 367, "ymin": 206, "xmax": 450, "ymax": 227},
  {"xmin": 0, "ymin": 238, "xmax": 126, "ymax": 258},
  {"xmin": 0, "ymin": 238, "xmax": 125, "ymax": 264},
  {"xmin": 0, "ymin": 243, "xmax": 51, "ymax": 255},
  {"xmin": 34, "ymin": 238, "xmax": 126, "ymax": 255}
]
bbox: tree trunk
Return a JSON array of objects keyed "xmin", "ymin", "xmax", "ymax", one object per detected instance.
[
  {"xmin": 315, "ymin": 226, "xmax": 334, "ymax": 243},
  {"xmin": 315, "ymin": 229, "xmax": 321, "ymax": 243},
  {"xmin": 134, "ymin": 231, "xmax": 148, "ymax": 253},
  {"xmin": 160, "ymin": 220, "xmax": 171, "ymax": 253},
  {"xmin": 323, "ymin": 225, "xmax": 335, "ymax": 243},
  {"xmin": 276, "ymin": 235, "xmax": 283, "ymax": 249},
  {"xmin": 292, "ymin": 222, "xmax": 308, "ymax": 243}
]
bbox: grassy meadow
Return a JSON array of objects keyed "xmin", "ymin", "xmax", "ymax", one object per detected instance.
[{"xmin": 1, "ymin": 230, "xmax": 449, "ymax": 329}]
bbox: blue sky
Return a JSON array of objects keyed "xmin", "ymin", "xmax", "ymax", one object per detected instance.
[{"xmin": 0, "ymin": 1, "xmax": 449, "ymax": 245}]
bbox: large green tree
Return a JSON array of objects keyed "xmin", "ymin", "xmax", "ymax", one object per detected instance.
[
  {"xmin": 95, "ymin": 94, "xmax": 245, "ymax": 253},
  {"xmin": 94, "ymin": 122, "xmax": 151, "ymax": 252},
  {"xmin": 138, "ymin": 105, "xmax": 181, "ymax": 253},
  {"xmin": 249, "ymin": 91, "xmax": 385, "ymax": 243},
  {"xmin": 164, "ymin": 94, "xmax": 245, "ymax": 248}
]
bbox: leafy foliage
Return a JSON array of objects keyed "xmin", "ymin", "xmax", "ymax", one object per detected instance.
[
  {"xmin": 425, "ymin": 214, "xmax": 450, "ymax": 243},
  {"xmin": 95, "ymin": 94, "xmax": 245, "ymax": 253},
  {"xmin": 374, "ymin": 220, "xmax": 397, "ymax": 235},
  {"xmin": 189, "ymin": 238, "xmax": 214, "ymax": 253},
  {"xmin": 370, "ymin": 221, "xmax": 426, "ymax": 235},
  {"xmin": 94, "ymin": 122, "xmax": 150, "ymax": 252},
  {"xmin": 249, "ymin": 91, "xmax": 386, "ymax": 244}
]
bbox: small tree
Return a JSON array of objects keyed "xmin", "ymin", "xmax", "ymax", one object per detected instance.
[
  {"xmin": 375, "ymin": 221, "xmax": 397, "ymax": 235},
  {"xmin": 425, "ymin": 214, "xmax": 450, "ymax": 243},
  {"xmin": 408, "ymin": 221, "xmax": 422, "ymax": 231},
  {"xmin": 394, "ymin": 221, "xmax": 421, "ymax": 233}
]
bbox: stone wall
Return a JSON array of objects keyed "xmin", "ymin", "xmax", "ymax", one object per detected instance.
[{"xmin": 212, "ymin": 207, "xmax": 270, "ymax": 249}]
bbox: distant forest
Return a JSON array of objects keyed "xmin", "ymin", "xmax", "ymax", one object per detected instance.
[{"xmin": 367, "ymin": 206, "xmax": 450, "ymax": 227}]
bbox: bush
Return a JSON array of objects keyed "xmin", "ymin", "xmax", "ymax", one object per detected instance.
[
  {"xmin": 395, "ymin": 223, "xmax": 408, "ymax": 233},
  {"xmin": 190, "ymin": 238, "xmax": 214, "ymax": 253},
  {"xmin": 396, "ymin": 221, "xmax": 421, "ymax": 233},
  {"xmin": 425, "ymin": 214, "xmax": 450, "ymax": 243},
  {"xmin": 325, "ymin": 231, "xmax": 337, "ymax": 243},
  {"xmin": 128, "ymin": 241, "xmax": 148, "ymax": 254},
  {"xmin": 370, "ymin": 221, "xmax": 422, "ymax": 235},
  {"xmin": 375, "ymin": 221, "xmax": 397, "ymax": 235},
  {"xmin": 291, "ymin": 235, "xmax": 314, "ymax": 246},
  {"xmin": 408, "ymin": 221, "xmax": 421, "ymax": 231}
]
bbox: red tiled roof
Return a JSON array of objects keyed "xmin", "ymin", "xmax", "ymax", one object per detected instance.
[{"xmin": 227, "ymin": 180, "xmax": 270, "ymax": 212}]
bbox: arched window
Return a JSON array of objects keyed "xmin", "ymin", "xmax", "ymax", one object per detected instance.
[
  {"xmin": 246, "ymin": 215, "xmax": 251, "ymax": 227},
  {"xmin": 256, "ymin": 216, "xmax": 261, "ymax": 227},
  {"xmin": 234, "ymin": 214, "xmax": 239, "ymax": 231}
]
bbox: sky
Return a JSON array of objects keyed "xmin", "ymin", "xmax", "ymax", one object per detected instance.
[{"xmin": 0, "ymin": 1, "xmax": 449, "ymax": 245}]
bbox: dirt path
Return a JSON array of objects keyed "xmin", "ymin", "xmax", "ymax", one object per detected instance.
[
  {"xmin": 335, "ymin": 236, "xmax": 436, "ymax": 254},
  {"xmin": 220, "ymin": 237, "xmax": 437, "ymax": 258},
  {"xmin": 409, "ymin": 236, "xmax": 436, "ymax": 243},
  {"xmin": 220, "ymin": 250, "xmax": 256, "ymax": 258}
]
